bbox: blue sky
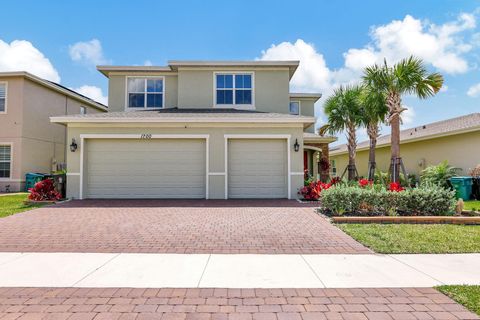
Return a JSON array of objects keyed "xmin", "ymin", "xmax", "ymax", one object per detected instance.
[{"xmin": 0, "ymin": 0, "xmax": 479, "ymax": 144}]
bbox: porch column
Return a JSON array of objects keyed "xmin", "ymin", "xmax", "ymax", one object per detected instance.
[{"xmin": 320, "ymin": 144, "xmax": 330, "ymax": 182}]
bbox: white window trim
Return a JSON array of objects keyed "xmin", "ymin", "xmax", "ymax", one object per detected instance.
[
  {"xmin": 289, "ymin": 100, "xmax": 301, "ymax": 115},
  {"xmin": 80, "ymin": 106, "xmax": 86, "ymax": 115},
  {"xmin": 213, "ymin": 71, "xmax": 255, "ymax": 110},
  {"xmin": 0, "ymin": 81, "xmax": 7, "ymax": 114},
  {"xmin": 223, "ymin": 134, "xmax": 292, "ymax": 200},
  {"xmin": 78, "ymin": 134, "xmax": 210, "ymax": 200},
  {"xmin": 125, "ymin": 76, "xmax": 165, "ymax": 111},
  {"xmin": 0, "ymin": 142, "xmax": 13, "ymax": 181}
]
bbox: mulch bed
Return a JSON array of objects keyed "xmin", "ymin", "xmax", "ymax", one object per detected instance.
[{"xmin": 332, "ymin": 216, "xmax": 480, "ymax": 225}]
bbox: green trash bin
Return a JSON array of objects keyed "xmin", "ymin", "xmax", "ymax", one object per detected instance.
[
  {"xmin": 449, "ymin": 176, "xmax": 473, "ymax": 200},
  {"xmin": 25, "ymin": 173, "xmax": 50, "ymax": 192}
]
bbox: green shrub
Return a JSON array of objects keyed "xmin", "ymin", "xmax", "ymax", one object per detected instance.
[
  {"xmin": 398, "ymin": 187, "xmax": 456, "ymax": 216},
  {"xmin": 320, "ymin": 184, "xmax": 455, "ymax": 216},
  {"xmin": 420, "ymin": 161, "xmax": 460, "ymax": 189}
]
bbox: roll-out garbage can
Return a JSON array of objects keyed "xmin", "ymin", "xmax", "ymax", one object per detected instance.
[
  {"xmin": 25, "ymin": 173, "xmax": 51, "ymax": 192},
  {"xmin": 449, "ymin": 176, "xmax": 473, "ymax": 200}
]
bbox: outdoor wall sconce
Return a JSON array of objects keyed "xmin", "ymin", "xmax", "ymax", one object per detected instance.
[
  {"xmin": 70, "ymin": 138, "xmax": 78, "ymax": 152},
  {"xmin": 294, "ymin": 139, "xmax": 300, "ymax": 152}
]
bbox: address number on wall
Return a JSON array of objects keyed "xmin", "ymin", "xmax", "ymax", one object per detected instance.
[{"xmin": 140, "ymin": 134, "xmax": 152, "ymax": 139}]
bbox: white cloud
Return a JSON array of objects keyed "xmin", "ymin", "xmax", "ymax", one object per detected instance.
[
  {"xmin": 69, "ymin": 39, "xmax": 108, "ymax": 66},
  {"xmin": 401, "ymin": 105, "xmax": 416, "ymax": 126},
  {"xmin": 144, "ymin": 60, "xmax": 153, "ymax": 66},
  {"xmin": 71, "ymin": 85, "xmax": 108, "ymax": 105},
  {"xmin": 467, "ymin": 83, "xmax": 480, "ymax": 97},
  {"xmin": 258, "ymin": 39, "xmax": 332, "ymax": 93},
  {"xmin": 440, "ymin": 85, "xmax": 449, "ymax": 92},
  {"xmin": 0, "ymin": 39, "xmax": 60, "ymax": 82},
  {"xmin": 344, "ymin": 13, "xmax": 476, "ymax": 74}
]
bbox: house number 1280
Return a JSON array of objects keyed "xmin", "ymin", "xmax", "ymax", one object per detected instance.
[{"xmin": 140, "ymin": 134, "xmax": 152, "ymax": 139}]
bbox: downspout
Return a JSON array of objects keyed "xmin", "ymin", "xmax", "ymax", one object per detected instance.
[{"xmin": 64, "ymin": 95, "xmax": 68, "ymax": 169}]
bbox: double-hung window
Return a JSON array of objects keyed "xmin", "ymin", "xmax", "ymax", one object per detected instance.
[
  {"xmin": 127, "ymin": 77, "xmax": 164, "ymax": 109},
  {"xmin": 215, "ymin": 73, "xmax": 253, "ymax": 107},
  {"xmin": 0, "ymin": 83, "xmax": 6, "ymax": 113},
  {"xmin": 0, "ymin": 145, "xmax": 11, "ymax": 178},
  {"xmin": 289, "ymin": 101, "xmax": 300, "ymax": 115}
]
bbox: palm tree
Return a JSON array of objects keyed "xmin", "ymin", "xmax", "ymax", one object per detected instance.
[
  {"xmin": 323, "ymin": 85, "xmax": 363, "ymax": 181},
  {"xmin": 363, "ymin": 56, "xmax": 443, "ymax": 182},
  {"xmin": 359, "ymin": 86, "xmax": 388, "ymax": 180}
]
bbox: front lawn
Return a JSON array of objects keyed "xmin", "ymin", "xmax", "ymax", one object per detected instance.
[
  {"xmin": 0, "ymin": 193, "xmax": 45, "ymax": 218},
  {"xmin": 465, "ymin": 200, "xmax": 480, "ymax": 211},
  {"xmin": 337, "ymin": 223, "xmax": 480, "ymax": 253},
  {"xmin": 437, "ymin": 285, "xmax": 480, "ymax": 315}
]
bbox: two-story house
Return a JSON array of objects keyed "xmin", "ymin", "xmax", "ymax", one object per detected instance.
[
  {"xmin": 0, "ymin": 71, "xmax": 107, "ymax": 192},
  {"xmin": 51, "ymin": 61, "xmax": 336, "ymax": 199}
]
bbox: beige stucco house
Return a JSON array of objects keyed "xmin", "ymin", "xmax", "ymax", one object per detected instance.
[
  {"xmin": 0, "ymin": 72, "xmax": 107, "ymax": 192},
  {"xmin": 330, "ymin": 113, "xmax": 480, "ymax": 178},
  {"xmin": 51, "ymin": 61, "xmax": 335, "ymax": 199}
]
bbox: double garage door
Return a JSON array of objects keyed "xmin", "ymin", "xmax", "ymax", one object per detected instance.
[{"xmin": 85, "ymin": 138, "xmax": 287, "ymax": 199}]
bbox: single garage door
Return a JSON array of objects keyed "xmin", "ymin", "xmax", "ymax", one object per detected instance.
[
  {"xmin": 228, "ymin": 139, "xmax": 287, "ymax": 198},
  {"xmin": 85, "ymin": 139, "xmax": 206, "ymax": 199}
]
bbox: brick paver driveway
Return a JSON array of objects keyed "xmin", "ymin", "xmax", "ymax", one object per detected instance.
[
  {"xmin": 0, "ymin": 200, "xmax": 369, "ymax": 254},
  {"xmin": 0, "ymin": 287, "xmax": 477, "ymax": 320}
]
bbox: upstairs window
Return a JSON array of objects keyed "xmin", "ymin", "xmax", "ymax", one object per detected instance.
[
  {"xmin": 289, "ymin": 101, "xmax": 300, "ymax": 115},
  {"xmin": 80, "ymin": 106, "xmax": 86, "ymax": 115},
  {"xmin": 0, "ymin": 145, "xmax": 11, "ymax": 178},
  {"xmin": 215, "ymin": 73, "xmax": 253, "ymax": 106},
  {"xmin": 127, "ymin": 77, "xmax": 164, "ymax": 109},
  {"xmin": 0, "ymin": 83, "xmax": 6, "ymax": 113}
]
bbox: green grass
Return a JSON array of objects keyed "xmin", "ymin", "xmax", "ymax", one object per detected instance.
[
  {"xmin": 0, "ymin": 193, "xmax": 45, "ymax": 218},
  {"xmin": 337, "ymin": 223, "xmax": 480, "ymax": 253},
  {"xmin": 464, "ymin": 200, "xmax": 480, "ymax": 211},
  {"xmin": 437, "ymin": 285, "xmax": 480, "ymax": 315}
]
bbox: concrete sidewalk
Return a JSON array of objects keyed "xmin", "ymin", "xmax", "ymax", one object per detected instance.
[{"xmin": 0, "ymin": 252, "xmax": 479, "ymax": 288}]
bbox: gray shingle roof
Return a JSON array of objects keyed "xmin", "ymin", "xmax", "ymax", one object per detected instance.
[
  {"xmin": 330, "ymin": 113, "xmax": 480, "ymax": 154},
  {"xmin": 50, "ymin": 108, "xmax": 315, "ymax": 124}
]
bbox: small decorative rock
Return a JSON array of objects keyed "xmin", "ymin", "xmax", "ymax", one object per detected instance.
[{"xmin": 455, "ymin": 198, "xmax": 464, "ymax": 216}]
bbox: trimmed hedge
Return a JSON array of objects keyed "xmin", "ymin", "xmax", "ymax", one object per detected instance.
[{"xmin": 320, "ymin": 185, "xmax": 456, "ymax": 216}]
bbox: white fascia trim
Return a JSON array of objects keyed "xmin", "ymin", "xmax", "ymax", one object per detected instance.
[
  {"xmin": 78, "ymin": 134, "xmax": 210, "ymax": 200},
  {"xmin": 208, "ymin": 172, "xmax": 226, "ymax": 176},
  {"xmin": 50, "ymin": 117, "xmax": 315, "ymax": 124},
  {"xmin": 223, "ymin": 134, "xmax": 292, "ymax": 200},
  {"xmin": 0, "ymin": 72, "xmax": 107, "ymax": 111}
]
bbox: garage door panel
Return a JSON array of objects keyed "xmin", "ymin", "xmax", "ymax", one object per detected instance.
[
  {"xmin": 86, "ymin": 139, "xmax": 206, "ymax": 199},
  {"xmin": 228, "ymin": 139, "xmax": 287, "ymax": 199}
]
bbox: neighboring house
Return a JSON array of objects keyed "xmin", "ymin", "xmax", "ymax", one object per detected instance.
[
  {"xmin": 51, "ymin": 61, "xmax": 336, "ymax": 199},
  {"xmin": 0, "ymin": 72, "xmax": 108, "ymax": 192},
  {"xmin": 330, "ymin": 113, "xmax": 480, "ymax": 178}
]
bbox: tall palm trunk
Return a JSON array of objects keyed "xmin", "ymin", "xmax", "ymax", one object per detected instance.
[
  {"xmin": 387, "ymin": 91, "xmax": 402, "ymax": 182},
  {"xmin": 367, "ymin": 122, "xmax": 379, "ymax": 180},
  {"xmin": 346, "ymin": 121, "xmax": 357, "ymax": 181}
]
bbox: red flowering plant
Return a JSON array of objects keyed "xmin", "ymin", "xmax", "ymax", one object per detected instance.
[
  {"xmin": 358, "ymin": 179, "xmax": 373, "ymax": 188},
  {"xmin": 330, "ymin": 177, "xmax": 341, "ymax": 185},
  {"xmin": 28, "ymin": 179, "xmax": 62, "ymax": 201},
  {"xmin": 388, "ymin": 182, "xmax": 405, "ymax": 192},
  {"xmin": 298, "ymin": 181, "xmax": 332, "ymax": 200}
]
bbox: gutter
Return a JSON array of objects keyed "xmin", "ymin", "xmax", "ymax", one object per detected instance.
[{"xmin": 330, "ymin": 125, "xmax": 480, "ymax": 156}]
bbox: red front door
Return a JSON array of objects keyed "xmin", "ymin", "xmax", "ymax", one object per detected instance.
[{"xmin": 304, "ymin": 151, "xmax": 308, "ymax": 172}]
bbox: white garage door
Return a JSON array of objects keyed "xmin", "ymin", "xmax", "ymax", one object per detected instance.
[
  {"xmin": 85, "ymin": 139, "xmax": 206, "ymax": 199},
  {"xmin": 228, "ymin": 139, "xmax": 287, "ymax": 198}
]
